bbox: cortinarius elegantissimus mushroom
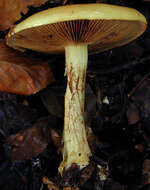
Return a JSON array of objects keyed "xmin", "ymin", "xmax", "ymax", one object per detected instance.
[{"xmin": 6, "ymin": 4, "xmax": 147, "ymax": 174}]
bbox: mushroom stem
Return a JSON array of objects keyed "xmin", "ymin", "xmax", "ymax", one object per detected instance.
[{"xmin": 59, "ymin": 45, "xmax": 92, "ymax": 174}]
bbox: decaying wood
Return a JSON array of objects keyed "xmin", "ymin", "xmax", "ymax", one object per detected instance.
[{"xmin": 0, "ymin": 40, "xmax": 55, "ymax": 95}]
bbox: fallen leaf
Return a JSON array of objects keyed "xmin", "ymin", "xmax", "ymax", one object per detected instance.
[
  {"xmin": 135, "ymin": 144, "xmax": 145, "ymax": 152},
  {"xmin": 7, "ymin": 116, "xmax": 62, "ymax": 162},
  {"xmin": 43, "ymin": 177, "xmax": 59, "ymax": 190},
  {"xmin": 0, "ymin": 40, "xmax": 55, "ymax": 95},
  {"xmin": 0, "ymin": 0, "xmax": 49, "ymax": 31},
  {"xmin": 126, "ymin": 102, "xmax": 140, "ymax": 124},
  {"xmin": 50, "ymin": 128, "xmax": 62, "ymax": 154},
  {"xmin": 141, "ymin": 159, "xmax": 150, "ymax": 186},
  {"xmin": 129, "ymin": 73, "xmax": 150, "ymax": 120},
  {"xmin": 7, "ymin": 117, "xmax": 51, "ymax": 162}
]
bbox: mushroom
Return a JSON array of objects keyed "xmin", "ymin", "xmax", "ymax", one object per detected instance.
[{"xmin": 6, "ymin": 4, "xmax": 147, "ymax": 174}]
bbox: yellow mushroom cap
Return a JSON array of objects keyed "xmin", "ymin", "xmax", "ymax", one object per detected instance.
[{"xmin": 7, "ymin": 4, "xmax": 147, "ymax": 54}]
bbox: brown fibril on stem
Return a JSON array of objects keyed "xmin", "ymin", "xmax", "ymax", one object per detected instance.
[{"xmin": 6, "ymin": 3, "xmax": 147, "ymax": 176}]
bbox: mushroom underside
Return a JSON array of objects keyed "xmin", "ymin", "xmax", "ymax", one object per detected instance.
[{"xmin": 7, "ymin": 19, "xmax": 146, "ymax": 54}]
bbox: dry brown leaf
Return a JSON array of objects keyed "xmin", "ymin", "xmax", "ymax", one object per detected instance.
[
  {"xmin": 128, "ymin": 73, "xmax": 150, "ymax": 122},
  {"xmin": 50, "ymin": 128, "xmax": 62, "ymax": 154},
  {"xmin": 141, "ymin": 159, "xmax": 150, "ymax": 186},
  {"xmin": 0, "ymin": 40, "xmax": 55, "ymax": 95},
  {"xmin": 43, "ymin": 177, "xmax": 59, "ymax": 190},
  {"xmin": 7, "ymin": 118, "xmax": 51, "ymax": 162},
  {"xmin": 7, "ymin": 116, "xmax": 62, "ymax": 162},
  {"xmin": 0, "ymin": 0, "xmax": 49, "ymax": 31},
  {"xmin": 126, "ymin": 102, "xmax": 140, "ymax": 125}
]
